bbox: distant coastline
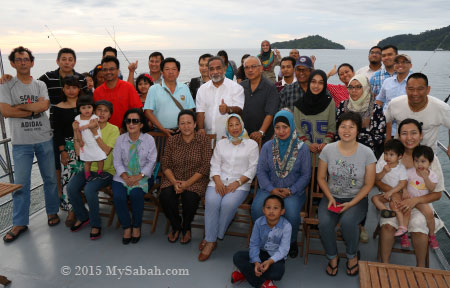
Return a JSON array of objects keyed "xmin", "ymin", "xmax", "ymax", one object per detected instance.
[{"xmin": 271, "ymin": 35, "xmax": 345, "ymax": 50}]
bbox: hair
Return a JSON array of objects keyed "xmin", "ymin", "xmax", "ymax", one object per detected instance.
[
  {"xmin": 76, "ymin": 94, "xmax": 95, "ymax": 112},
  {"xmin": 95, "ymin": 101, "xmax": 113, "ymax": 116},
  {"xmin": 61, "ymin": 76, "xmax": 82, "ymax": 102},
  {"xmin": 263, "ymin": 195, "xmax": 284, "ymax": 209},
  {"xmin": 398, "ymin": 118, "xmax": 423, "ymax": 136},
  {"xmin": 102, "ymin": 46, "xmax": 117, "ymax": 57},
  {"xmin": 149, "ymin": 51, "xmax": 164, "ymax": 61},
  {"xmin": 101, "ymin": 56, "xmax": 120, "ymax": 69},
  {"xmin": 243, "ymin": 56, "xmax": 261, "ymax": 67},
  {"xmin": 407, "ymin": 72, "xmax": 428, "ymax": 86},
  {"xmin": 337, "ymin": 63, "xmax": 354, "ymax": 74},
  {"xmin": 122, "ymin": 108, "xmax": 150, "ymax": 133},
  {"xmin": 369, "ymin": 46, "xmax": 382, "ymax": 53},
  {"xmin": 160, "ymin": 57, "xmax": 180, "ymax": 72},
  {"xmin": 384, "ymin": 139, "xmax": 405, "ymax": 156},
  {"xmin": 217, "ymin": 50, "xmax": 229, "ymax": 65},
  {"xmin": 281, "ymin": 56, "xmax": 296, "ymax": 68},
  {"xmin": 135, "ymin": 74, "xmax": 153, "ymax": 94},
  {"xmin": 92, "ymin": 64, "xmax": 103, "ymax": 88},
  {"xmin": 82, "ymin": 72, "xmax": 92, "ymax": 80},
  {"xmin": 57, "ymin": 48, "xmax": 76, "ymax": 61},
  {"xmin": 8, "ymin": 46, "xmax": 34, "ymax": 62},
  {"xmin": 381, "ymin": 45, "xmax": 398, "ymax": 54},
  {"xmin": 412, "ymin": 145, "xmax": 434, "ymax": 163},
  {"xmin": 177, "ymin": 109, "xmax": 196, "ymax": 124},
  {"xmin": 198, "ymin": 53, "xmax": 213, "ymax": 64},
  {"xmin": 207, "ymin": 56, "xmax": 225, "ymax": 67},
  {"xmin": 337, "ymin": 111, "xmax": 362, "ymax": 132},
  {"xmin": 241, "ymin": 54, "xmax": 251, "ymax": 64}
]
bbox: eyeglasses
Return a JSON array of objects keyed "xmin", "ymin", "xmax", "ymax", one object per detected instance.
[
  {"xmin": 244, "ymin": 64, "xmax": 260, "ymax": 70},
  {"xmin": 126, "ymin": 118, "xmax": 141, "ymax": 124},
  {"xmin": 101, "ymin": 67, "xmax": 117, "ymax": 73},
  {"xmin": 15, "ymin": 58, "xmax": 31, "ymax": 63},
  {"xmin": 296, "ymin": 68, "xmax": 310, "ymax": 73},
  {"xmin": 347, "ymin": 85, "xmax": 363, "ymax": 90},
  {"xmin": 369, "ymin": 51, "xmax": 381, "ymax": 55}
]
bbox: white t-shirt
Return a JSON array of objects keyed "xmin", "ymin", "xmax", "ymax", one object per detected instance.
[
  {"xmin": 376, "ymin": 158, "xmax": 407, "ymax": 188},
  {"xmin": 195, "ymin": 78, "xmax": 245, "ymax": 140},
  {"xmin": 356, "ymin": 65, "xmax": 381, "ymax": 81}
]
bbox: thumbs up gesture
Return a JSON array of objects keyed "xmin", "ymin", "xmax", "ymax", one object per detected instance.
[{"xmin": 219, "ymin": 99, "xmax": 228, "ymax": 115}]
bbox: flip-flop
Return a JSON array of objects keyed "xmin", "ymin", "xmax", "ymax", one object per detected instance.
[
  {"xmin": 346, "ymin": 251, "xmax": 360, "ymax": 276},
  {"xmin": 47, "ymin": 214, "xmax": 60, "ymax": 227},
  {"xmin": 180, "ymin": 230, "xmax": 191, "ymax": 244},
  {"xmin": 380, "ymin": 209, "xmax": 396, "ymax": 218},
  {"xmin": 326, "ymin": 257, "xmax": 339, "ymax": 276},
  {"xmin": 168, "ymin": 230, "xmax": 180, "ymax": 243},
  {"xmin": 3, "ymin": 226, "xmax": 28, "ymax": 243}
]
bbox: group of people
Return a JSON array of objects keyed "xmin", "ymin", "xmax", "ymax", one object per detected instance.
[{"xmin": 0, "ymin": 40, "xmax": 450, "ymax": 288}]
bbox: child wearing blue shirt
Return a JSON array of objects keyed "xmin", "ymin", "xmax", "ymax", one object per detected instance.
[{"xmin": 232, "ymin": 195, "xmax": 291, "ymax": 288}]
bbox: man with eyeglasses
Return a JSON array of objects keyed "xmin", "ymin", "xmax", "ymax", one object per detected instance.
[
  {"xmin": 356, "ymin": 46, "xmax": 382, "ymax": 80},
  {"xmin": 94, "ymin": 56, "xmax": 142, "ymax": 128},
  {"xmin": 279, "ymin": 56, "xmax": 313, "ymax": 111},
  {"xmin": 370, "ymin": 45, "xmax": 398, "ymax": 96}
]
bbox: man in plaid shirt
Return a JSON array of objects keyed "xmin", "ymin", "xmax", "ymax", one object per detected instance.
[{"xmin": 369, "ymin": 45, "xmax": 398, "ymax": 96}]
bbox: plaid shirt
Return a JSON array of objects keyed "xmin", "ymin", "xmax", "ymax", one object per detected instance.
[
  {"xmin": 369, "ymin": 68, "xmax": 395, "ymax": 96},
  {"xmin": 279, "ymin": 81, "xmax": 305, "ymax": 112}
]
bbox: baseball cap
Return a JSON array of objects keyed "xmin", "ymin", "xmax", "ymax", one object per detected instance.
[
  {"xmin": 295, "ymin": 56, "xmax": 313, "ymax": 69},
  {"xmin": 394, "ymin": 54, "xmax": 411, "ymax": 63}
]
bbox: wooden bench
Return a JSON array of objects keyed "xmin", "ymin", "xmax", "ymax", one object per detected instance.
[
  {"xmin": 359, "ymin": 260, "xmax": 450, "ymax": 288},
  {"xmin": 0, "ymin": 183, "xmax": 22, "ymax": 198}
]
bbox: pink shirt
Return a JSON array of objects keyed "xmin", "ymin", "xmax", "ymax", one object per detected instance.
[{"xmin": 406, "ymin": 167, "xmax": 438, "ymax": 198}]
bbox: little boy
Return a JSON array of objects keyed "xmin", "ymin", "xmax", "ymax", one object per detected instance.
[{"xmin": 232, "ymin": 195, "xmax": 291, "ymax": 288}]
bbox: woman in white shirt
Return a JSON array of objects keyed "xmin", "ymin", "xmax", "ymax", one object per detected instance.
[{"xmin": 198, "ymin": 114, "xmax": 259, "ymax": 261}]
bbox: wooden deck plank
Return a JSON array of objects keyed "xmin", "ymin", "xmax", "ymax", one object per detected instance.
[
  {"xmin": 415, "ymin": 271, "xmax": 428, "ymax": 288},
  {"xmin": 396, "ymin": 270, "xmax": 410, "ymax": 288},
  {"xmin": 405, "ymin": 270, "xmax": 418, "ymax": 288},
  {"xmin": 378, "ymin": 267, "xmax": 390, "ymax": 288},
  {"xmin": 369, "ymin": 265, "xmax": 381, "ymax": 288},
  {"xmin": 424, "ymin": 272, "xmax": 438, "ymax": 288},
  {"xmin": 433, "ymin": 274, "xmax": 447, "ymax": 288},
  {"xmin": 387, "ymin": 268, "xmax": 400, "ymax": 288},
  {"xmin": 359, "ymin": 261, "xmax": 372, "ymax": 288}
]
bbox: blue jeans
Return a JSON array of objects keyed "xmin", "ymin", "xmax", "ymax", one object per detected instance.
[
  {"xmin": 318, "ymin": 197, "xmax": 368, "ymax": 259},
  {"xmin": 251, "ymin": 189, "xmax": 305, "ymax": 243},
  {"xmin": 112, "ymin": 180, "xmax": 145, "ymax": 229},
  {"xmin": 67, "ymin": 170, "xmax": 113, "ymax": 228},
  {"xmin": 204, "ymin": 186, "xmax": 248, "ymax": 242},
  {"xmin": 12, "ymin": 139, "xmax": 59, "ymax": 226}
]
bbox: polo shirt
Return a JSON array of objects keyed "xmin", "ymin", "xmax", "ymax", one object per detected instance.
[
  {"xmin": 93, "ymin": 79, "xmax": 143, "ymax": 128},
  {"xmin": 144, "ymin": 80, "xmax": 195, "ymax": 129}
]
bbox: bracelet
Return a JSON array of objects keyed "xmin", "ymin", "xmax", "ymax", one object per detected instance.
[{"xmin": 259, "ymin": 130, "xmax": 265, "ymax": 136}]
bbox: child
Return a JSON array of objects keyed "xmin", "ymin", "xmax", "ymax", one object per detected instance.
[
  {"xmin": 232, "ymin": 195, "xmax": 291, "ymax": 288},
  {"xmin": 74, "ymin": 95, "xmax": 107, "ymax": 181},
  {"xmin": 135, "ymin": 73, "xmax": 153, "ymax": 106},
  {"xmin": 82, "ymin": 72, "xmax": 95, "ymax": 93},
  {"xmin": 403, "ymin": 145, "xmax": 439, "ymax": 249},
  {"xmin": 372, "ymin": 139, "xmax": 408, "ymax": 237}
]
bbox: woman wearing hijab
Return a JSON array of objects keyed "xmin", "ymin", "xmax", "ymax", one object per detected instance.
[
  {"xmin": 336, "ymin": 74, "xmax": 385, "ymax": 158},
  {"xmin": 294, "ymin": 70, "xmax": 336, "ymax": 156},
  {"xmin": 198, "ymin": 114, "xmax": 260, "ymax": 261},
  {"xmin": 251, "ymin": 110, "xmax": 311, "ymax": 258},
  {"xmin": 258, "ymin": 40, "xmax": 281, "ymax": 83}
]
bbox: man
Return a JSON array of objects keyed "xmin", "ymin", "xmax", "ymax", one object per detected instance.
[
  {"xmin": 189, "ymin": 53, "xmax": 213, "ymax": 100},
  {"xmin": 240, "ymin": 56, "xmax": 279, "ymax": 143},
  {"xmin": 279, "ymin": 56, "xmax": 313, "ymax": 111},
  {"xmin": 356, "ymin": 46, "xmax": 382, "ymax": 80},
  {"xmin": 275, "ymin": 56, "xmax": 296, "ymax": 92},
  {"xmin": 93, "ymin": 56, "xmax": 142, "ymax": 128},
  {"xmin": 144, "ymin": 58, "xmax": 195, "ymax": 137},
  {"xmin": 277, "ymin": 49, "xmax": 316, "ymax": 81},
  {"xmin": 0, "ymin": 46, "xmax": 60, "ymax": 243},
  {"xmin": 91, "ymin": 46, "xmax": 123, "ymax": 80},
  {"xmin": 127, "ymin": 51, "xmax": 165, "ymax": 86},
  {"xmin": 370, "ymin": 45, "xmax": 398, "ymax": 96},
  {"xmin": 196, "ymin": 56, "xmax": 245, "ymax": 139},
  {"xmin": 385, "ymin": 73, "xmax": 450, "ymax": 158}
]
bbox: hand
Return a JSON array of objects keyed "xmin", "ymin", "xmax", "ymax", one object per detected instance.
[
  {"xmin": 226, "ymin": 181, "xmax": 240, "ymax": 193},
  {"xmin": 72, "ymin": 120, "xmax": 80, "ymax": 130},
  {"xmin": 278, "ymin": 188, "xmax": 291, "ymax": 198},
  {"xmin": 383, "ymin": 164, "xmax": 392, "ymax": 173},
  {"xmin": 338, "ymin": 201, "xmax": 353, "ymax": 213},
  {"xmin": 398, "ymin": 197, "xmax": 417, "ymax": 214},
  {"xmin": 60, "ymin": 151, "xmax": 69, "ymax": 166},
  {"xmin": 197, "ymin": 128, "xmax": 206, "ymax": 136},
  {"xmin": 260, "ymin": 259, "xmax": 274, "ymax": 273},
  {"xmin": 254, "ymin": 262, "xmax": 262, "ymax": 277},
  {"xmin": 417, "ymin": 168, "xmax": 430, "ymax": 179},
  {"xmin": 274, "ymin": 49, "xmax": 281, "ymax": 58},
  {"xmin": 79, "ymin": 139, "xmax": 85, "ymax": 147},
  {"xmin": 121, "ymin": 173, "xmax": 134, "ymax": 187},
  {"xmin": 219, "ymin": 99, "xmax": 228, "ymax": 115},
  {"xmin": 270, "ymin": 188, "xmax": 285, "ymax": 198},
  {"xmin": 79, "ymin": 124, "xmax": 89, "ymax": 131},
  {"xmin": 88, "ymin": 118, "xmax": 99, "ymax": 130},
  {"xmin": 175, "ymin": 181, "xmax": 188, "ymax": 194},
  {"xmin": 128, "ymin": 60, "xmax": 138, "ymax": 72},
  {"xmin": 215, "ymin": 180, "xmax": 226, "ymax": 196},
  {"xmin": 383, "ymin": 191, "xmax": 392, "ymax": 201},
  {"xmin": 250, "ymin": 131, "xmax": 263, "ymax": 142},
  {"xmin": 310, "ymin": 55, "xmax": 316, "ymax": 65},
  {"xmin": 327, "ymin": 65, "xmax": 337, "ymax": 78},
  {"xmin": 317, "ymin": 143, "xmax": 326, "ymax": 152},
  {"xmin": 327, "ymin": 196, "xmax": 337, "ymax": 209},
  {"xmin": 162, "ymin": 128, "xmax": 173, "ymax": 137},
  {"xmin": 309, "ymin": 143, "xmax": 320, "ymax": 153},
  {"xmin": 0, "ymin": 74, "xmax": 12, "ymax": 84}
]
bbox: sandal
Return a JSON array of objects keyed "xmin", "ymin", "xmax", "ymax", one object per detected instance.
[
  {"xmin": 394, "ymin": 226, "xmax": 408, "ymax": 237},
  {"xmin": 198, "ymin": 239, "xmax": 207, "ymax": 251},
  {"xmin": 380, "ymin": 209, "xmax": 396, "ymax": 218},
  {"xmin": 47, "ymin": 214, "xmax": 60, "ymax": 227},
  {"xmin": 180, "ymin": 230, "xmax": 191, "ymax": 244},
  {"xmin": 346, "ymin": 251, "xmax": 360, "ymax": 276},
  {"xmin": 168, "ymin": 230, "xmax": 180, "ymax": 243},
  {"xmin": 3, "ymin": 226, "xmax": 28, "ymax": 243},
  {"xmin": 326, "ymin": 257, "xmax": 339, "ymax": 276}
]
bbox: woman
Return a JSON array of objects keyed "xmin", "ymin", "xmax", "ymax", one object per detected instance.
[
  {"xmin": 257, "ymin": 40, "xmax": 281, "ymax": 83},
  {"xmin": 317, "ymin": 112, "xmax": 376, "ymax": 276},
  {"xmin": 251, "ymin": 110, "xmax": 311, "ymax": 258},
  {"xmin": 93, "ymin": 64, "xmax": 105, "ymax": 88},
  {"xmin": 336, "ymin": 74, "xmax": 385, "ymax": 158},
  {"xmin": 135, "ymin": 73, "xmax": 153, "ymax": 106},
  {"xmin": 294, "ymin": 70, "xmax": 336, "ymax": 156},
  {"xmin": 326, "ymin": 63, "xmax": 355, "ymax": 107},
  {"xmin": 160, "ymin": 110, "xmax": 212, "ymax": 244},
  {"xmin": 198, "ymin": 114, "xmax": 259, "ymax": 261},
  {"xmin": 67, "ymin": 100, "xmax": 120, "ymax": 240},
  {"xmin": 236, "ymin": 54, "xmax": 250, "ymax": 84},
  {"xmin": 379, "ymin": 118, "xmax": 444, "ymax": 267},
  {"xmin": 217, "ymin": 50, "xmax": 238, "ymax": 80},
  {"xmin": 112, "ymin": 108, "xmax": 157, "ymax": 244}
]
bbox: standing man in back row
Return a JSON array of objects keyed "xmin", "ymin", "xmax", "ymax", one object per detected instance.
[
  {"xmin": 127, "ymin": 51, "xmax": 165, "ymax": 87},
  {"xmin": 370, "ymin": 45, "xmax": 398, "ymax": 96},
  {"xmin": 189, "ymin": 53, "xmax": 213, "ymax": 100},
  {"xmin": 356, "ymin": 46, "xmax": 382, "ymax": 80}
]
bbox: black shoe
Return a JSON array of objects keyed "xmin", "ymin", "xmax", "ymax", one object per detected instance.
[
  {"xmin": 90, "ymin": 227, "xmax": 101, "ymax": 240},
  {"xmin": 70, "ymin": 219, "xmax": 89, "ymax": 232},
  {"xmin": 122, "ymin": 237, "xmax": 131, "ymax": 245},
  {"xmin": 289, "ymin": 242, "xmax": 299, "ymax": 258},
  {"xmin": 131, "ymin": 227, "xmax": 141, "ymax": 244}
]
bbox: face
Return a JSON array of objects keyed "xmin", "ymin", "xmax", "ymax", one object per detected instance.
[
  {"xmin": 261, "ymin": 41, "xmax": 270, "ymax": 52},
  {"xmin": 414, "ymin": 155, "xmax": 431, "ymax": 172},
  {"xmin": 103, "ymin": 51, "xmax": 116, "ymax": 58},
  {"xmin": 338, "ymin": 66, "xmax": 354, "ymax": 85},
  {"xmin": 199, "ymin": 57, "xmax": 210, "ymax": 78},
  {"xmin": 95, "ymin": 105, "xmax": 111, "ymax": 123},
  {"xmin": 80, "ymin": 105, "xmax": 93, "ymax": 118},
  {"xmin": 399, "ymin": 123, "xmax": 423, "ymax": 150},
  {"xmin": 101, "ymin": 61, "xmax": 119, "ymax": 82},
  {"xmin": 368, "ymin": 48, "xmax": 382, "ymax": 64},
  {"xmin": 309, "ymin": 74, "xmax": 325, "ymax": 95},
  {"xmin": 244, "ymin": 58, "xmax": 262, "ymax": 80},
  {"xmin": 137, "ymin": 79, "xmax": 150, "ymax": 95},
  {"xmin": 295, "ymin": 66, "xmax": 311, "ymax": 84},
  {"xmin": 384, "ymin": 150, "xmax": 401, "ymax": 166},
  {"xmin": 125, "ymin": 113, "xmax": 143, "ymax": 134},
  {"xmin": 57, "ymin": 53, "xmax": 76, "ymax": 74},
  {"xmin": 96, "ymin": 71, "xmax": 105, "ymax": 87},
  {"xmin": 394, "ymin": 56, "xmax": 412, "ymax": 75},
  {"xmin": 209, "ymin": 59, "xmax": 225, "ymax": 83},
  {"xmin": 263, "ymin": 198, "xmax": 285, "ymax": 223},
  {"xmin": 381, "ymin": 48, "xmax": 397, "ymax": 68},
  {"xmin": 148, "ymin": 56, "xmax": 162, "ymax": 73},
  {"xmin": 227, "ymin": 117, "xmax": 242, "ymax": 138},
  {"xmin": 162, "ymin": 62, "xmax": 179, "ymax": 82},
  {"xmin": 289, "ymin": 49, "xmax": 300, "ymax": 60},
  {"xmin": 280, "ymin": 60, "xmax": 294, "ymax": 78},
  {"xmin": 11, "ymin": 52, "xmax": 34, "ymax": 74},
  {"xmin": 338, "ymin": 120, "xmax": 358, "ymax": 142},
  {"xmin": 406, "ymin": 78, "xmax": 430, "ymax": 107},
  {"xmin": 348, "ymin": 79, "xmax": 363, "ymax": 101},
  {"xmin": 178, "ymin": 114, "xmax": 196, "ymax": 137},
  {"xmin": 274, "ymin": 122, "xmax": 290, "ymax": 140},
  {"xmin": 62, "ymin": 85, "xmax": 80, "ymax": 100},
  {"xmin": 85, "ymin": 76, "xmax": 94, "ymax": 90}
]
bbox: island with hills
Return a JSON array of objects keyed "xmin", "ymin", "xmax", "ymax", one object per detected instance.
[{"xmin": 271, "ymin": 35, "xmax": 345, "ymax": 49}]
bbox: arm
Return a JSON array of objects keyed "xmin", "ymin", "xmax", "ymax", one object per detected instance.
[
  {"xmin": 375, "ymin": 179, "xmax": 394, "ymax": 193},
  {"xmin": 15, "ymin": 97, "xmax": 50, "ymax": 113},
  {"xmin": 269, "ymin": 222, "xmax": 292, "ymax": 263},
  {"xmin": 196, "ymin": 112, "xmax": 205, "ymax": 131},
  {"xmin": 288, "ymin": 145, "xmax": 312, "ymax": 196},
  {"xmin": 249, "ymin": 221, "xmax": 262, "ymax": 263},
  {"xmin": 385, "ymin": 179, "xmax": 407, "ymax": 198},
  {"xmin": 90, "ymin": 126, "xmax": 113, "ymax": 155},
  {"xmin": 326, "ymin": 65, "xmax": 337, "ymax": 79},
  {"xmin": 127, "ymin": 61, "xmax": 138, "ymax": 87},
  {"xmin": 385, "ymin": 122, "xmax": 392, "ymax": 141},
  {"xmin": 183, "ymin": 135, "xmax": 212, "ymax": 188},
  {"xmin": 112, "ymin": 137, "xmax": 128, "ymax": 177},
  {"xmin": 161, "ymin": 137, "xmax": 177, "ymax": 186},
  {"xmin": 0, "ymin": 103, "xmax": 32, "ymax": 118},
  {"xmin": 317, "ymin": 159, "xmax": 336, "ymax": 207},
  {"xmin": 144, "ymin": 109, "xmax": 172, "ymax": 137},
  {"xmin": 250, "ymin": 115, "xmax": 273, "ymax": 142},
  {"xmin": 375, "ymin": 85, "xmax": 386, "ymax": 108},
  {"xmin": 323, "ymin": 102, "xmax": 336, "ymax": 145}
]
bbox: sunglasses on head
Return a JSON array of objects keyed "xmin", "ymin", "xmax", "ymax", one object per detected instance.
[{"xmin": 126, "ymin": 118, "xmax": 141, "ymax": 124}]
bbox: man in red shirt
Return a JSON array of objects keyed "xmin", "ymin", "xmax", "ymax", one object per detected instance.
[{"xmin": 94, "ymin": 56, "xmax": 142, "ymax": 127}]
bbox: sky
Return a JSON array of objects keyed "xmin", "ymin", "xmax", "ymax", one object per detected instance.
[{"xmin": 1, "ymin": 0, "xmax": 449, "ymax": 53}]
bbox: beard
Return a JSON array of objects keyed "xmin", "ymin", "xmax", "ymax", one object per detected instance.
[
  {"xmin": 211, "ymin": 74, "xmax": 224, "ymax": 83},
  {"xmin": 369, "ymin": 60, "xmax": 380, "ymax": 65}
]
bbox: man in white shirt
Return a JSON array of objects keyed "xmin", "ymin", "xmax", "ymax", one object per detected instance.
[
  {"xmin": 196, "ymin": 56, "xmax": 245, "ymax": 139},
  {"xmin": 356, "ymin": 46, "xmax": 382, "ymax": 80},
  {"xmin": 275, "ymin": 57, "xmax": 296, "ymax": 92}
]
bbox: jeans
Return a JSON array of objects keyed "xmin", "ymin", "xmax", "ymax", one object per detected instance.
[
  {"xmin": 67, "ymin": 170, "xmax": 113, "ymax": 228},
  {"xmin": 112, "ymin": 180, "xmax": 145, "ymax": 229},
  {"xmin": 12, "ymin": 139, "xmax": 59, "ymax": 226},
  {"xmin": 233, "ymin": 250, "xmax": 285, "ymax": 288},
  {"xmin": 318, "ymin": 197, "xmax": 368, "ymax": 259},
  {"xmin": 251, "ymin": 189, "xmax": 305, "ymax": 243},
  {"xmin": 204, "ymin": 186, "xmax": 248, "ymax": 242}
]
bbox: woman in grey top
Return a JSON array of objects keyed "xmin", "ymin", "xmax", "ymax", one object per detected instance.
[{"xmin": 317, "ymin": 112, "xmax": 376, "ymax": 276}]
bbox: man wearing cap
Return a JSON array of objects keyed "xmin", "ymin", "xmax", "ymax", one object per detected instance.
[
  {"xmin": 279, "ymin": 56, "xmax": 313, "ymax": 111},
  {"xmin": 376, "ymin": 54, "xmax": 412, "ymax": 136}
]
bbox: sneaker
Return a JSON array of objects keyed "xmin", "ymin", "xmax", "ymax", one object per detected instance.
[
  {"xmin": 97, "ymin": 172, "xmax": 109, "ymax": 181},
  {"xmin": 429, "ymin": 235, "xmax": 439, "ymax": 249},
  {"xmin": 231, "ymin": 270, "xmax": 245, "ymax": 284},
  {"xmin": 261, "ymin": 280, "xmax": 277, "ymax": 288},
  {"xmin": 360, "ymin": 227, "xmax": 369, "ymax": 243},
  {"xmin": 401, "ymin": 234, "xmax": 410, "ymax": 248},
  {"xmin": 394, "ymin": 226, "xmax": 408, "ymax": 237}
]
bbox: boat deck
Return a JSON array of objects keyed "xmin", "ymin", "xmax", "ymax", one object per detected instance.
[{"xmin": 0, "ymin": 188, "xmax": 445, "ymax": 288}]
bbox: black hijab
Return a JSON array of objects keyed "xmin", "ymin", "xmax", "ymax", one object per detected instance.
[{"xmin": 295, "ymin": 69, "xmax": 332, "ymax": 115}]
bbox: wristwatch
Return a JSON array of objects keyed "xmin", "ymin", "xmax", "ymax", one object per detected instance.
[
  {"xmin": 259, "ymin": 130, "xmax": 265, "ymax": 136},
  {"xmin": 237, "ymin": 179, "xmax": 242, "ymax": 186},
  {"xmin": 228, "ymin": 107, "xmax": 233, "ymax": 114},
  {"xmin": 141, "ymin": 173, "xmax": 145, "ymax": 178}
]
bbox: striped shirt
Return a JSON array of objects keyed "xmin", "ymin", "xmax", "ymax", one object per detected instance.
[{"xmin": 38, "ymin": 68, "xmax": 87, "ymax": 105}]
